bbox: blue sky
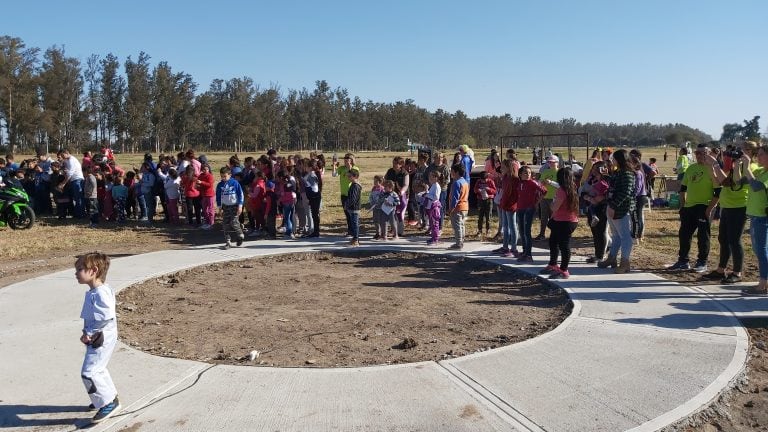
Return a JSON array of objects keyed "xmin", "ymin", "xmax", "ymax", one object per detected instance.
[{"xmin": 2, "ymin": 0, "xmax": 766, "ymax": 138}]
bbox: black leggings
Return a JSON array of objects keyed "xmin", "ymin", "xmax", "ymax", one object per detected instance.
[
  {"xmin": 718, "ymin": 207, "xmax": 746, "ymax": 272},
  {"xmin": 477, "ymin": 199, "xmax": 492, "ymax": 233},
  {"xmin": 308, "ymin": 193, "xmax": 321, "ymax": 235},
  {"xmin": 590, "ymin": 203, "xmax": 608, "ymax": 259},
  {"xmin": 549, "ymin": 220, "xmax": 578, "ymax": 271},
  {"xmin": 186, "ymin": 196, "xmax": 202, "ymax": 225}
]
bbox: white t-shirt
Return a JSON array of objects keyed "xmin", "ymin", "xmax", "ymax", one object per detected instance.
[
  {"xmin": 425, "ymin": 183, "xmax": 441, "ymax": 209},
  {"xmin": 80, "ymin": 284, "xmax": 116, "ymax": 335},
  {"xmin": 65, "ymin": 155, "xmax": 84, "ymax": 181},
  {"xmin": 177, "ymin": 159, "xmax": 190, "ymax": 173},
  {"xmin": 165, "ymin": 177, "xmax": 181, "ymax": 200}
]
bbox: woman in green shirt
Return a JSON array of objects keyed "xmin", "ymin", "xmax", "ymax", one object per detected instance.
[
  {"xmin": 704, "ymin": 141, "xmax": 759, "ymax": 284},
  {"xmin": 740, "ymin": 145, "xmax": 768, "ymax": 295},
  {"xmin": 675, "ymin": 147, "xmax": 690, "ymax": 181}
]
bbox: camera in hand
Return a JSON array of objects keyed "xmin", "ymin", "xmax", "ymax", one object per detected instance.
[{"xmin": 724, "ymin": 148, "xmax": 743, "ymax": 159}]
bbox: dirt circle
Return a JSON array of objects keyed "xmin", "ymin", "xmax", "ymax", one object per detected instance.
[{"xmin": 117, "ymin": 251, "xmax": 571, "ymax": 367}]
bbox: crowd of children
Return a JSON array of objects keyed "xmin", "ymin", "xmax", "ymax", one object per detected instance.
[
  {"xmin": 3, "ymin": 144, "xmax": 672, "ymax": 280},
  {"xmin": 1, "ymin": 148, "xmax": 334, "ymax": 248}
]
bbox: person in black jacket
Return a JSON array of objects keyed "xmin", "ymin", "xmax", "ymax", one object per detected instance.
[{"xmin": 346, "ymin": 167, "xmax": 362, "ymax": 246}]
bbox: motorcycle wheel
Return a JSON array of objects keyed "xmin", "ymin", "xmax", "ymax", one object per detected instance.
[{"xmin": 8, "ymin": 206, "xmax": 35, "ymax": 230}]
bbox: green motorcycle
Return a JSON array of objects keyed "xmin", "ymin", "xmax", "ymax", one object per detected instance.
[{"xmin": 0, "ymin": 184, "xmax": 35, "ymax": 229}]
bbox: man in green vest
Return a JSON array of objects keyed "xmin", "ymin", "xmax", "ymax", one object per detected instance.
[{"xmin": 668, "ymin": 144, "xmax": 720, "ymax": 272}]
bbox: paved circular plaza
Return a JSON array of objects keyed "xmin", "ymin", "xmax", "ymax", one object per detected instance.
[{"xmin": 0, "ymin": 236, "xmax": 751, "ymax": 431}]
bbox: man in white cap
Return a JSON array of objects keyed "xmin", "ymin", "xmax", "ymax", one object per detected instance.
[{"xmin": 536, "ymin": 155, "xmax": 559, "ymax": 240}]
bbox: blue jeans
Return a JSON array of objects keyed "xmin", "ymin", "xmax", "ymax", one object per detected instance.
[
  {"xmin": 501, "ymin": 210, "xmax": 517, "ymax": 250},
  {"xmin": 70, "ymin": 179, "xmax": 85, "ymax": 218},
  {"xmin": 146, "ymin": 193, "xmax": 156, "ymax": 222},
  {"xmin": 282, "ymin": 204, "xmax": 295, "ymax": 235},
  {"xmin": 750, "ymin": 216, "xmax": 768, "ymax": 280},
  {"xmin": 608, "ymin": 214, "xmax": 633, "ymax": 260},
  {"xmin": 516, "ymin": 208, "xmax": 535, "ymax": 256},
  {"xmin": 350, "ymin": 211, "xmax": 360, "ymax": 240},
  {"xmin": 137, "ymin": 193, "xmax": 147, "ymax": 219},
  {"xmin": 138, "ymin": 193, "xmax": 156, "ymax": 221}
]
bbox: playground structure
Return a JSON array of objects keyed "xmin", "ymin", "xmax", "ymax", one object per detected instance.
[{"xmin": 499, "ymin": 132, "xmax": 591, "ymax": 165}]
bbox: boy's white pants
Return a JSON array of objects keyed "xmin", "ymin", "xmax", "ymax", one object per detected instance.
[{"xmin": 81, "ymin": 325, "xmax": 118, "ymax": 409}]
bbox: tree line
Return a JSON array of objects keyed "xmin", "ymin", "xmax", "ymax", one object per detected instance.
[{"xmin": 0, "ymin": 35, "xmax": 722, "ymax": 156}]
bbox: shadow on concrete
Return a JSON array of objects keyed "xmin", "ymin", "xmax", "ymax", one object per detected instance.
[
  {"xmin": 614, "ymin": 313, "xmax": 738, "ymax": 330},
  {"xmin": 0, "ymin": 404, "xmax": 86, "ymax": 428}
]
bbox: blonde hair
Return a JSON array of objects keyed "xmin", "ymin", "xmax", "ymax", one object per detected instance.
[
  {"xmin": 76, "ymin": 252, "xmax": 111, "ymax": 281},
  {"xmin": 744, "ymin": 140, "xmax": 759, "ymax": 156}
]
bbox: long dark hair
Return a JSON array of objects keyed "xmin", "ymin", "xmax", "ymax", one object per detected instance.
[
  {"xmin": 612, "ymin": 149, "xmax": 632, "ymax": 172},
  {"xmin": 557, "ymin": 167, "xmax": 578, "ymax": 213}
]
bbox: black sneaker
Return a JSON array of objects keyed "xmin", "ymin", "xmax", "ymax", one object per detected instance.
[
  {"xmin": 693, "ymin": 260, "xmax": 708, "ymax": 273},
  {"xmin": 722, "ymin": 273, "xmax": 742, "ymax": 284},
  {"xmin": 236, "ymin": 235, "xmax": 244, "ymax": 247},
  {"xmin": 667, "ymin": 261, "xmax": 690, "ymax": 271},
  {"xmin": 701, "ymin": 270, "xmax": 725, "ymax": 281},
  {"xmin": 92, "ymin": 397, "xmax": 120, "ymax": 424}
]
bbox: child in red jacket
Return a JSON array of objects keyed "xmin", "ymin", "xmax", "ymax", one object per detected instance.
[
  {"xmin": 181, "ymin": 165, "xmax": 202, "ymax": 226},
  {"xmin": 473, "ymin": 171, "xmax": 497, "ymax": 239},
  {"xmin": 247, "ymin": 171, "xmax": 266, "ymax": 234},
  {"xmin": 515, "ymin": 165, "xmax": 548, "ymax": 261},
  {"xmin": 197, "ymin": 164, "xmax": 216, "ymax": 229}
]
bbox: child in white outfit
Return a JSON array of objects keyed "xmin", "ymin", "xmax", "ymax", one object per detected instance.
[
  {"xmin": 376, "ymin": 180, "xmax": 401, "ymax": 241},
  {"xmin": 369, "ymin": 175, "xmax": 385, "ymax": 239},
  {"xmin": 76, "ymin": 252, "xmax": 121, "ymax": 424}
]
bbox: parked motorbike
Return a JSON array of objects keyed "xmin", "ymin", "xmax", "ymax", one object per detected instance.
[{"xmin": 0, "ymin": 185, "xmax": 35, "ymax": 229}]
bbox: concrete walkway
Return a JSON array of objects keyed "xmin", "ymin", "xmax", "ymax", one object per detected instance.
[{"xmin": 0, "ymin": 236, "xmax": 758, "ymax": 431}]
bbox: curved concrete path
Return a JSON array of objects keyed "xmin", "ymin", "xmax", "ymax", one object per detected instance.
[{"xmin": 0, "ymin": 237, "xmax": 753, "ymax": 431}]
